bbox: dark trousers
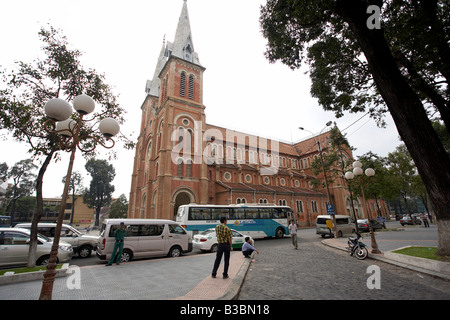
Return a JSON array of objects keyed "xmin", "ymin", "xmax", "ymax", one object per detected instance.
[
  {"xmin": 242, "ymin": 248, "xmax": 254, "ymax": 258},
  {"xmin": 212, "ymin": 243, "xmax": 231, "ymax": 276},
  {"xmin": 108, "ymin": 241, "xmax": 124, "ymax": 265}
]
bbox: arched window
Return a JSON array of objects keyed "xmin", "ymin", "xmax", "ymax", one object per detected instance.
[
  {"xmin": 141, "ymin": 194, "xmax": 147, "ymax": 218},
  {"xmin": 186, "ymin": 159, "xmax": 192, "ymax": 177},
  {"xmin": 188, "ymin": 75, "xmax": 194, "ymax": 99},
  {"xmin": 296, "ymin": 200, "xmax": 304, "ymax": 213},
  {"xmin": 162, "ymin": 76, "xmax": 168, "ymax": 102},
  {"xmin": 176, "ymin": 158, "xmax": 183, "ymax": 176},
  {"xmin": 311, "ymin": 200, "xmax": 318, "ymax": 213},
  {"xmin": 180, "ymin": 72, "xmax": 186, "ymax": 97}
]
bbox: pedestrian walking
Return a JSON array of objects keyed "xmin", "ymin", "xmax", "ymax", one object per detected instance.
[
  {"xmin": 106, "ymin": 222, "xmax": 126, "ymax": 266},
  {"xmin": 289, "ymin": 220, "xmax": 298, "ymax": 249},
  {"xmin": 422, "ymin": 215, "xmax": 430, "ymax": 227},
  {"xmin": 211, "ymin": 216, "xmax": 233, "ymax": 279},
  {"xmin": 242, "ymin": 237, "xmax": 258, "ymax": 259}
]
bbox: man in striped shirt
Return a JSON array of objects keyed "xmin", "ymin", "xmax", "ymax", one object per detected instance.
[{"xmin": 211, "ymin": 216, "xmax": 233, "ymax": 279}]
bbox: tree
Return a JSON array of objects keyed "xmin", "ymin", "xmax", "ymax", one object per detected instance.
[
  {"xmin": 62, "ymin": 171, "xmax": 83, "ymax": 224},
  {"xmin": 12, "ymin": 196, "xmax": 37, "ymax": 222},
  {"xmin": 310, "ymin": 126, "xmax": 352, "ymax": 192},
  {"xmin": 109, "ymin": 194, "xmax": 129, "ymax": 219},
  {"xmin": 260, "ymin": 0, "xmax": 450, "ymax": 256},
  {"xmin": 83, "ymin": 159, "xmax": 115, "ymax": 227},
  {"xmin": 384, "ymin": 145, "xmax": 417, "ymax": 215},
  {"xmin": 0, "ymin": 162, "xmax": 7, "ymax": 181},
  {"xmin": 0, "ymin": 26, "xmax": 132, "ymax": 267},
  {"xmin": 432, "ymin": 121, "xmax": 450, "ymax": 155},
  {"xmin": 6, "ymin": 159, "xmax": 37, "ymax": 224}
]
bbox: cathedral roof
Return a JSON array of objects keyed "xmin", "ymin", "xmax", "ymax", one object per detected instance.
[{"xmin": 205, "ymin": 123, "xmax": 301, "ymax": 157}]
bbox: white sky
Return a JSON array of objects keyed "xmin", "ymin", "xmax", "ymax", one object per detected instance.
[{"xmin": 0, "ymin": 0, "xmax": 401, "ymax": 199}]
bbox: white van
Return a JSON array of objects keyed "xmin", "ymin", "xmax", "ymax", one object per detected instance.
[
  {"xmin": 316, "ymin": 215, "xmax": 355, "ymax": 238},
  {"xmin": 96, "ymin": 219, "xmax": 192, "ymax": 263},
  {"xmin": 15, "ymin": 223, "xmax": 99, "ymax": 258}
]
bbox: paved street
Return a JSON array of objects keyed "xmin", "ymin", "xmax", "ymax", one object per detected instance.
[
  {"xmin": 237, "ymin": 227, "xmax": 450, "ymax": 300},
  {"xmin": 1, "ymin": 223, "xmax": 449, "ymax": 302}
]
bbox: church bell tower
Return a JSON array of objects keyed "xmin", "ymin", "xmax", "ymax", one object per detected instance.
[{"xmin": 129, "ymin": 0, "xmax": 208, "ymax": 220}]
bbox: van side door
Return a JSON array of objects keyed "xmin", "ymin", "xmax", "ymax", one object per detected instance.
[{"xmin": 137, "ymin": 224, "xmax": 166, "ymax": 257}]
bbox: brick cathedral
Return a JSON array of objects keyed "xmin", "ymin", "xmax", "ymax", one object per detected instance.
[{"xmin": 127, "ymin": 1, "xmax": 382, "ymax": 226}]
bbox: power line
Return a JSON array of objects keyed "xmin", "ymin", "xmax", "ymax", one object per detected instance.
[
  {"xmin": 346, "ymin": 118, "xmax": 372, "ymax": 137},
  {"xmin": 341, "ymin": 112, "xmax": 370, "ymax": 132}
]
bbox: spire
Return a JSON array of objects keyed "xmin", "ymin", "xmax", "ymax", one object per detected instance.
[
  {"xmin": 145, "ymin": 39, "xmax": 169, "ymax": 96},
  {"xmin": 145, "ymin": 0, "xmax": 202, "ymax": 95},
  {"xmin": 172, "ymin": 0, "xmax": 201, "ymax": 65}
]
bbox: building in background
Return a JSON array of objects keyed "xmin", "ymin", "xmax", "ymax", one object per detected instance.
[{"xmin": 128, "ymin": 1, "xmax": 384, "ymax": 226}]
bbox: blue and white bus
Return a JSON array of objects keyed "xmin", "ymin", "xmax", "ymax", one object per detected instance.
[
  {"xmin": 176, "ymin": 204, "xmax": 294, "ymax": 239},
  {"xmin": 0, "ymin": 215, "xmax": 11, "ymax": 227}
]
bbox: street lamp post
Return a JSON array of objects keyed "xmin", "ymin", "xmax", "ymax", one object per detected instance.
[
  {"xmin": 39, "ymin": 94, "xmax": 120, "ymax": 300},
  {"xmin": 344, "ymin": 171, "xmax": 359, "ymax": 232},
  {"xmin": 299, "ymin": 121, "xmax": 336, "ymax": 236},
  {"xmin": 346, "ymin": 161, "xmax": 381, "ymax": 254}
]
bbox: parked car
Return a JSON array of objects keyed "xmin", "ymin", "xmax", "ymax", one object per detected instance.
[
  {"xmin": 15, "ymin": 223, "xmax": 99, "ymax": 258},
  {"xmin": 357, "ymin": 219, "xmax": 385, "ymax": 232},
  {"xmin": 193, "ymin": 228, "xmax": 253, "ymax": 252},
  {"xmin": 0, "ymin": 227, "xmax": 73, "ymax": 267},
  {"xmin": 400, "ymin": 214, "xmax": 422, "ymax": 226}
]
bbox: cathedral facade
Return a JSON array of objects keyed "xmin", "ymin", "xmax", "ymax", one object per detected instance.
[{"xmin": 127, "ymin": 1, "xmax": 379, "ymax": 226}]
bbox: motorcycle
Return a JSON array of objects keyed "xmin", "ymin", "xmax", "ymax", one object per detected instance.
[{"xmin": 347, "ymin": 232, "xmax": 368, "ymax": 260}]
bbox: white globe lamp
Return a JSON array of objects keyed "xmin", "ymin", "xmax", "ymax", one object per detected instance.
[
  {"xmin": 73, "ymin": 94, "xmax": 95, "ymax": 115},
  {"xmin": 344, "ymin": 171, "xmax": 354, "ymax": 180},
  {"xmin": 55, "ymin": 119, "xmax": 77, "ymax": 137},
  {"xmin": 44, "ymin": 98, "xmax": 73, "ymax": 121},
  {"xmin": 99, "ymin": 118, "xmax": 120, "ymax": 138},
  {"xmin": 365, "ymin": 168, "xmax": 375, "ymax": 177}
]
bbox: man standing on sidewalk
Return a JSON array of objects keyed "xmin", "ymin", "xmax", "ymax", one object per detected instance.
[
  {"xmin": 106, "ymin": 222, "xmax": 126, "ymax": 266},
  {"xmin": 289, "ymin": 220, "xmax": 298, "ymax": 249},
  {"xmin": 212, "ymin": 217, "xmax": 233, "ymax": 279}
]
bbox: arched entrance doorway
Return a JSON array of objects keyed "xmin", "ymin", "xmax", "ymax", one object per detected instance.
[{"xmin": 173, "ymin": 190, "xmax": 195, "ymax": 220}]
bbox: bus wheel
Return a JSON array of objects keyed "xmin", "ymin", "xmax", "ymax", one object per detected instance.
[{"xmin": 275, "ymin": 227, "xmax": 284, "ymax": 239}]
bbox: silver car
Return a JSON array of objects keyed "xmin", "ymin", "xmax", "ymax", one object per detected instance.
[
  {"xmin": 0, "ymin": 227, "xmax": 73, "ymax": 267},
  {"xmin": 15, "ymin": 223, "xmax": 98, "ymax": 258}
]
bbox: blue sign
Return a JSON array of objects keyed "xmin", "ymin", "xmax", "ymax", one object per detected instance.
[{"xmin": 326, "ymin": 204, "xmax": 335, "ymax": 215}]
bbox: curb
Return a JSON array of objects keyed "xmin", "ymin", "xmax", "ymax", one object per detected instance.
[
  {"xmin": 218, "ymin": 257, "xmax": 252, "ymax": 300},
  {"xmin": 0, "ymin": 263, "xmax": 70, "ymax": 285},
  {"xmin": 321, "ymin": 240, "xmax": 450, "ymax": 281}
]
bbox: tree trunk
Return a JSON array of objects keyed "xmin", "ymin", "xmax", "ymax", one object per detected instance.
[
  {"xmin": 27, "ymin": 150, "xmax": 55, "ymax": 267},
  {"xmin": 337, "ymin": 0, "xmax": 450, "ymax": 256}
]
